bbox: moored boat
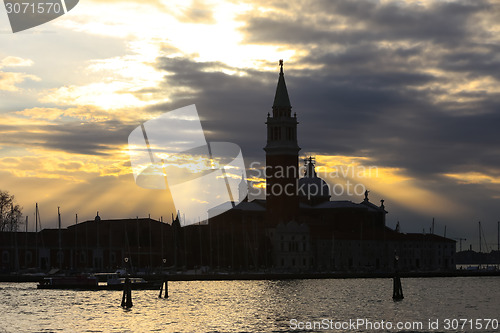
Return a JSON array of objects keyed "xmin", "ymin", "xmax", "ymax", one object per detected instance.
[
  {"xmin": 37, "ymin": 275, "xmax": 98, "ymax": 289},
  {"xmin": 106, "ymin": 275, "xmax": 161, "ymax": 290},
  {"xmin": 37, "ymin": 273, "xmax": 161, "ymax": 290}
]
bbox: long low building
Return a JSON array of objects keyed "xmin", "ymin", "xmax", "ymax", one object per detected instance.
[
  {"xmin": 1, "ymin": 215, "xmax": 179, "ymax": 273},
  {"xmin": 0, "ymin": 213, "xmax": 455, "ymax": 273}
]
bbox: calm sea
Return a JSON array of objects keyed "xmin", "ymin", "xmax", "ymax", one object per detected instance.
[{"xmin": 0, "ymin": 277, "xmax": 498, "ymax": 332}]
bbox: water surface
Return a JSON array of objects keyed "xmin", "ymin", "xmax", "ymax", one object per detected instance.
[{"xmin": 0, "ymin": 277, "xmax": 498, "ymax": 332}]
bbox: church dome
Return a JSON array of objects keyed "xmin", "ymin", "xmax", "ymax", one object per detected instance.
[
  {"xmin": 298, "ymin": 176, "xmax": 330, "ymax": 198},
  {"xmin": 298, "ymin": 157, "xmax": 330, "ymax": 202}
]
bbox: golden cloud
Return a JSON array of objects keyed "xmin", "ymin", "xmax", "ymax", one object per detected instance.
[
  {"xmin": 0, "ymin": 56, "xmax": 34, "ymax": 68},
  {"xmin": 1, "ymin": 170, "xmax": 176, "ymax": 227},
  {"xmin": 15, "ymin": 106, "xmax": 113, "ymax": 122},
  {"xmin": 0, "ymin": 56, "xmax": 38, "ymax": 91},
  {"xmin": 0, "ymin": 71, "xmax": 40, "ymax": 92},
  {"xmin": 0, "ymin": 146, "xmax": 131, "ymax": 182},
  {"xmin": 443, "ymin": 171, "xmax": 500, "ymax": 185},
  {"xmin": 314, "ymin": 154, "xmax": 465, "ymax": 217}
]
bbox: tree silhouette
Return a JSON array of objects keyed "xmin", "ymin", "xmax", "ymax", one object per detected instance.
[{"xmin": 0, "ymin": 190, "xmax": 23, "ymax": 232}]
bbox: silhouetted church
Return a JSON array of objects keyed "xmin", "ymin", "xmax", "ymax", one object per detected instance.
[{"xmin": 207, "ymin": 61, "xmax": 456, "ymax": 272}]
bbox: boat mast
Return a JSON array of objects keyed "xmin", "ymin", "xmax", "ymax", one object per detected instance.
[
  {"xmin": 58, "ymin": 207, "xmax": 62, "ymax": 269},
  {"xmin": 199, "ymin": 217, "xmax": 202, "ymax": 270},
  {"xmin": 35, "ymin": 203, "xmax": 38, "ymax": 269},
  {"xmin": 74, "ymin": 214, "xmax": 77, "ymax": 270},
  {"xmin": 479, "ymin": 221, "xmax": 481, "ymax": 253},
  {"xmin": 25, "ymin": 216, "xmax": 28, "ymax": 268},
  {"xmin": 161, "ymin": 216, "xmax": 164, "ymax": 270},
  {"xmin": 13, "ymin": 204, "xmax": 20, "ymax": 272}
]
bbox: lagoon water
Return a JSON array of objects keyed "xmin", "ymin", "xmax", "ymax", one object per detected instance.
[{"xmin": 0, "ymin": 277, "xmax": 498, "ymax": 332}]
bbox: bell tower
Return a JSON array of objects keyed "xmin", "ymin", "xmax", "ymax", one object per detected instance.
[{"xmin": 264, "ymin": 60, "xmax": 300, "ymax": 225}]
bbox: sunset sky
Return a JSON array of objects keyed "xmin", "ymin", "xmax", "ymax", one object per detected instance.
[{"xmin": 1, "ymin": 0, "xmax": 500, "ymax": 250}]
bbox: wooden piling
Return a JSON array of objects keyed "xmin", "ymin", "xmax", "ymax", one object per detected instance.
[
  {"xmin": 159, "ymin": 278, "xmax": 169, "ymax": 298},
  {"xmin": 392, "ymin": 253, "xmax": 404, "ymax": 301},
  {"xmin": 392, "ymin": 276, "xmax": 404, "ymax": 300},
  {"xmin": 121, "ymin": 277, "xmax": 133, "ymax": 308}
]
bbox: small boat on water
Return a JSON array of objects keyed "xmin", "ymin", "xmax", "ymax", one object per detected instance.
[
  {"xmin": 94, "ymin": 273, "xmax": 161, "ymax": 290},
  {"xmin": 37, "ymin": 275, "xmax": 98, "ymax": 289},
  {"xmin": 37, "ymin": 273, "xmax": 161, "ymax": 290}
]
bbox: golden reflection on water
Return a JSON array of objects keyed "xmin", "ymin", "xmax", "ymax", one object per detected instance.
[{"xmin": 0, "ymin": 278, "xmax": 499, "ymax": 332}]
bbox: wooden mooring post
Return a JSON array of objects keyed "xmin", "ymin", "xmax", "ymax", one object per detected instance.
[
  {"xmin": 158, "ymin": 278, "xmax": 169, "ymax": 298},
  {"xmin": 392, "ymin": 253, "xmax": 404, "ymax": 301},
  {"xmin": 121, "ymin": 277, "xmax": 133, "ymax": 308}
]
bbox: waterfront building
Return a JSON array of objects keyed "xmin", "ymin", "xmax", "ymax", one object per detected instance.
[{"xmin": 207, "ymin": 61, "xmax": 456, "ymax": 272}]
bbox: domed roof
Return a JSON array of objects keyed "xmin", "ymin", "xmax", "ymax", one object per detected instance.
[
  {"xmin": 298, "ymin": 176, "xmax": 330, "ymax": 198},
  {"xmin": 298, "ymin": 157, "xmax": 330, "ymax": 199}
]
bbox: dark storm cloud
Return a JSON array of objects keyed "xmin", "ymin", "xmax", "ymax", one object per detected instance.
[
  {"xmin": 242, "ymin": 0, "xmax": 490, "ymax": 45},
  {"xmin": 294, "ymin": 73, "xmax": 500, "ymax": 178},
  {"xmin": 0, "ymin": 120, "xmax": 135, "ymax": 155},
  {"xmin": 41, "ymin": 121, "xmax": 135, "ymax": 155},
  {"xmin": 439, "ymin": 46, "xmax": 500, "ymax": 81},
  {"xmin": 151, "ymin": 43, "xmax": 500, "ymax": 182},
  {"xmin": 315, "ymin": 0, "xmax": 488, "ymax": 43}
]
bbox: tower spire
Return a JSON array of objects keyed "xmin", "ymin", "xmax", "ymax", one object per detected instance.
[{"xmin": 273, "ymin": 60, "xmax": 291, "ymax": 113}]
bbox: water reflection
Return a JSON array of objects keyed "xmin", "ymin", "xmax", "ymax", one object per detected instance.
[{"xmin": 0, "ymin": 277, "xmax": 498, "ymax": 332}]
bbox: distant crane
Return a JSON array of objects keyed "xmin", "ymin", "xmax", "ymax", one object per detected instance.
[{"xmin": 454, "ymin": 238, "xmax": 467, "ymax": 252}]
